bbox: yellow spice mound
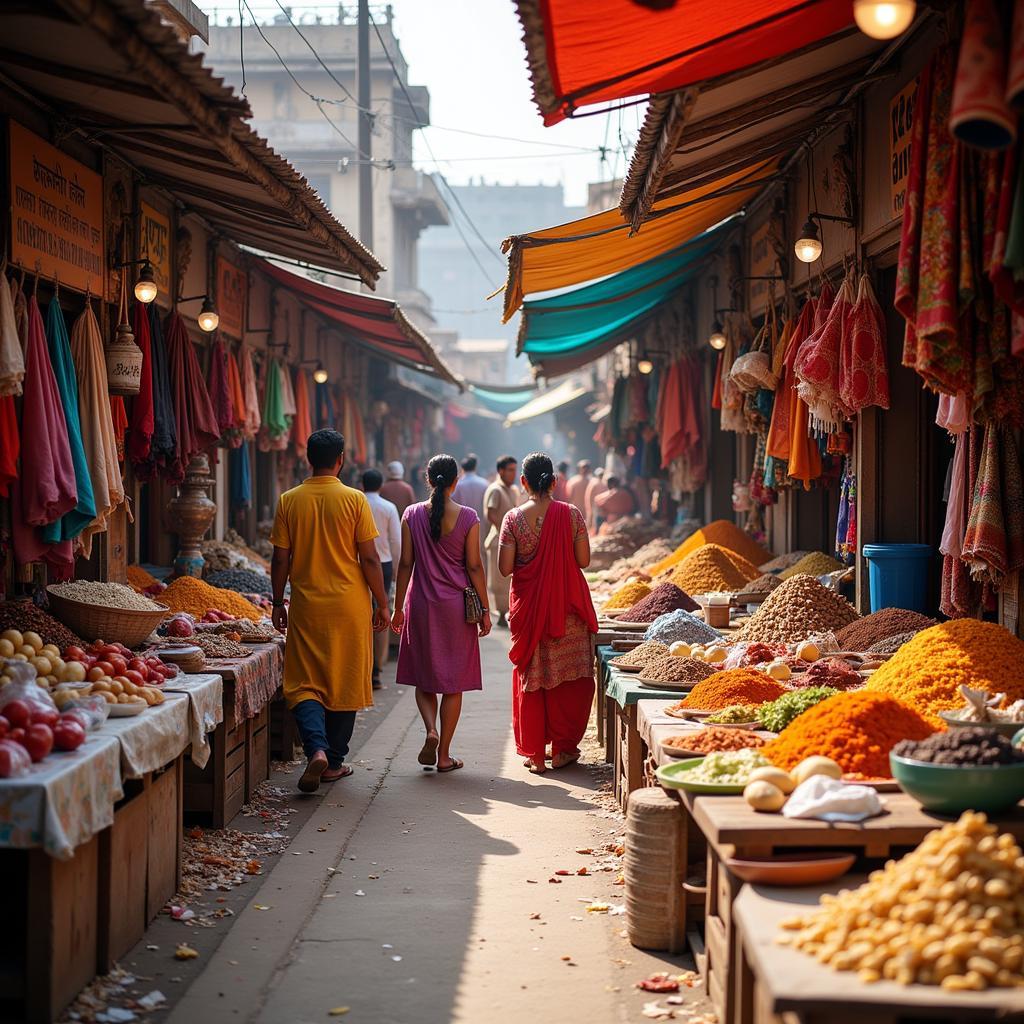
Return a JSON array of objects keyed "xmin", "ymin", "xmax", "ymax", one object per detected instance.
[
  {"xmin": 604, "ymin": 579, "xmax": 651, "ymax": 611},
  {"xmin": 779, "ymin": 550, "xmax": 845, "ymax": 580},
  {"xmin": 866, "ymin": 619, "xmax": 1024, "ymax": 728},
  {"xmin": 161, "ymin": 576, "xmax": 263, "ymax": 621},
  {"xmin": 667, "ymin": 543, "xmax": 758, "ymax": 595},
  {"xmin": 645, "ymin": 519, "xmax": 770, "ymax": 577}
]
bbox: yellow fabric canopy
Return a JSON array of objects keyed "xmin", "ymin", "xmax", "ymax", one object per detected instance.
[{"xmin": 499, "ymin": 157, "xmax": 778, "ymax": 322}]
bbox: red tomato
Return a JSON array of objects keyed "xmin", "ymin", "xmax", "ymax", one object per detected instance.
[
  {"xmin": 0, "ymin": 739, "xmax": 30, "ymax": 778},
  {"xmin": 61, "ymin": 709, "xmax": 91, "ymax": 732},
  {"xmin": 53, "ymin": 719, "xmax": 86, "ymax": 751},
  {"xmin": 100, "ymin": 644, "xmax": 121, "ymax": 657},
  {"xmin": 23, "ymin": 723, "xmax": 53, "ymax": 762},
  {"xmin": 64, "ymin": 646, "xmax": 86, "ymax": 662},
  {"xmin": 128, "ymin": 658, "xmax": 148, "ymax": 674},
  {"xmin": 2, "ymin": 700, "xmax": 31, "ymax": 730},
  {"xmin": 7, "ymin": 727, "xmax": 25, "ymax": 744},
  {"xmin": 30, "ymin": 706, "xmax": 58, "ymax": 729},
  {"xmin": 124, "ymin": 670, "xmax": 146, "ymax": 687},
  {"xmin": 109, "ymin": 656, "xmax": 128, "ymax": 677},
  {"xmin": 95, "ymin": 661, "xmax": 114, "ymax": 677},
  {"xmin": 0, "ymin": 715, "xmax": 8, "ymax": 738}
]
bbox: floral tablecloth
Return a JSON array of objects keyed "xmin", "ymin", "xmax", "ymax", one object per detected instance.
[
  {"xmin": 163, "ymin": 672, "xmax": 224, "ymax": 768},
  {"xmin": 0, "ymin": 733, "xmax": 123, "ymax": 859},
  {"xmin": 208, "ymin": 642, "xmax": 283, "ymax": 726}
]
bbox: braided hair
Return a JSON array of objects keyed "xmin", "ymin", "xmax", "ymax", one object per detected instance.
[
  {"xmin": 426, "ymin": 454, "xmax": 459, "ymax": 541},
  {"xmin": 522, "ymin": 452, "xmax": 556, "ymax": 496}
]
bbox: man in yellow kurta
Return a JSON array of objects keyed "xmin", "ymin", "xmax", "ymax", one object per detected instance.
[{"xmin": 270, "ymin": 429, "xmax": 390, "ymax": 792}]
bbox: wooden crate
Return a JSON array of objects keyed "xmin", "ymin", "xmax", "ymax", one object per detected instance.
[
  {"xmin": 268, "ymin": 693, "xmax": 300, "ymax": 760},
  {"xmin": 245, "ymin": 705, "xmax": 270, "ymax": 801},
  {"xmin": 184, "ymin": 682, "xmax": 246, "ymax": 828},
  {"xmin": 0, "ymin": 836, "xmax": 100, "ymax": 1023},
  {"xmin": 98, "ymin": 781, "xmax": 148, "ymax": 970},
  {"xmin": 147, "ymin": 757, "xmax": 182, "ymax": 920}
]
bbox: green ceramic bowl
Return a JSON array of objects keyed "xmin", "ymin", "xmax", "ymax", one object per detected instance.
[
  {"xmin": 656, "ymin": 757, "xmax": 748, "ymax": 794},
  {"xmin": 889, "ymin": 752, "xmax": 1024, "ymax": 815}
]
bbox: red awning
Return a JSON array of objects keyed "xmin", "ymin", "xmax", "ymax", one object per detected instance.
[
  {"xmin": 258, "ymin": 261, "xmax": 460, "ymax": 388},
  {"xmin": 515, "ymin": 0, "xmax": 854, "ymax": 124}
]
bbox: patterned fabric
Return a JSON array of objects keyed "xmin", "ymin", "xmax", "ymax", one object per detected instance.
[
  {"xmin": 795, "ymin": 275, "xmax": 854, "ymax": 435},
  {"xmin": 215, "ymin": 642, "xmax": 285, "ymax": 726},
  {"xmin": 841, "ymin": 274, "xmax": 890, "ymax": 414},
  {"xmin": 162, "ymin": 673, "xmax": 225, "ymax": 769},
  {"xmin": 500, "ymin": 504, "xmax": 592, "ymax": 691}
]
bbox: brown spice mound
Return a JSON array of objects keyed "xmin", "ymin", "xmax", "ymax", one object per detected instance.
[
  {"xmin": 0, "ymin": 600, "xmax": 84, "ymax": 649},
  {"xmin": 610, "ymin": 640, "xmax": 669, "ymax": 669},
  {"xmin": 623, "ymin": 582, "xmax": 698, "ymax": 622},
  {"xmin": 835, "ymin": 608, "xmax": 936, "ymax": 651},
  {"xmin": 639, "ymin": 656, "xmax": 718, "ymax": 684},
  {"xmin": 667, "ymin": 543, "xmax": 759, "ymax": 595},
  {"xmin": 866, "ymin": 630, "xmax": 918, "ymax": 655},
  {"xmin": 735, "ymin": 574, "xmax": 858, "ymax": 643},
  {"xmin": 667, "ymin": 727, "xmax": 766, "ymax": 754},
  {"xmin": 745, "ymin": 573, "xmax": 784, "ymax": 595}
]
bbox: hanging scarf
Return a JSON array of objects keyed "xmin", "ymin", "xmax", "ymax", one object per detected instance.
[
  {"xmin": 795, "ymin": 275, "xmax": 855, "ymax": 435},
  {"xmin": 138, "ymin": 303, "xmax": 177, "ymax": 479},
  {"xmin": 840, "ymin": 273, "xmax": 890, "ymax": 415},
  {"xmin": 70, "ymin": 303, "xmax": 125, "ymax": 558},
  {"xmin": 239, "ymin": 345, "xmax": 261, "ymax": 439},
  {"xmin": 0, "ymin": 393, "xmax": 16, "ymax": 498},
  {"xmin": 0, "ymin": 270, "xmax": 24, "ymax": 397},
  {"xmin": 110, "ymin": 397, "xmax": 128, "ymax": 462},
  {"xmin": 291, "ymin": 368, "xmax": 313, "ymax": 458},
  {"xmin": 507, "ymin": 501, "xmax": 598, "ymax": 692},
  {"xmin": 208, "ymin": 336, "xmax": 235, "ymax": 438},
  {"xmin": 767, "ymin": 301, "xmax": 815, "ymax": 460},
  {"xmin": 41, "ymin": 299, "xmax": 95, "ymax": 543},
  {"xmin": 230, "ymin": 441, "xmax": 252, "ymax": 509},
  {"xmin": 165, "ymin": 312, "xmax": 220, "ymax": 484},
  {"xmin": 127, "ymin": 302, "xmax": 154, "ymax": 468},
  {"xmin": 279, "ymin": 361, "xmax": 297, "ymax": 420},
  {"xmin": 225, "ymin": 349, "xmax": 246, "ymax": 447}
]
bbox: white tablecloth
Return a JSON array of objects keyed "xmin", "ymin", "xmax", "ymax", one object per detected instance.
[{"xmin": 163, "ymin": 673, "xmax": 224, "ymax": 768}]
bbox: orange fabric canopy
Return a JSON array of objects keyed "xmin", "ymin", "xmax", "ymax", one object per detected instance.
[
  {"xmin": 500, "ymin": 158, "xmax": 777, "ymax": 321},
  {"xmin": 517, "ymin": 0, "xmax": 854, "ymax": 124}
]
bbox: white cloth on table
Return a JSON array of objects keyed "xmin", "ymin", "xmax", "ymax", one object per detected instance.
[{"xmin": 163, "ymin": 672, "xmax": 224, "ymax": 769}]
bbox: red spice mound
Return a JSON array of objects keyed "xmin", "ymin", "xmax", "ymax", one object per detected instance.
[
  {"xmin": 762, "ymin": 691, "xmax": 933, "ymax": 778},
  {"xmin": 680, "ymin": 668, "xmax": 787, "ymax": 710},
  {"xmin": 623, "ymin": 582, "xmax": 699, "ymax": 621}
]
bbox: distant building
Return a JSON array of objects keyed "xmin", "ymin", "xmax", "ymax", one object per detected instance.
[{"xmin": 197, "ymin": 6, "xmax": 446, "ymax": 327}]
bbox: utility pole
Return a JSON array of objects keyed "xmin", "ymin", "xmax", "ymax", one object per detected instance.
[{"xmin": 357, "ymin": 0, "xmax": 373, "ymax": 253}]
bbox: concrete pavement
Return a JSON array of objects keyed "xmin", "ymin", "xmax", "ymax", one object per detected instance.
[{"xmin": 165, "ymin": 634, "xmax": 694, "ymax": 1024}]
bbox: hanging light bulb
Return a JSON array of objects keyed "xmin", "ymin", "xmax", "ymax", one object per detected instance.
[
  {"xmin": 794, "ymin": 218, "xmax": 823, "ymax": 264},
  {"xmin": 313, "ymin": 362, "xmax": 329, "ymax": 384},
  {"xmin": 637, "ymin": 358, "xmax": 653, "ymax": 375},
  {"xmin": 133, "ymin": 261, "xmax": 158, "ymax": 304},
  {"xmin": 853, "ymin": 0, "xmax": 915, "ymax": 39},
  {"xmin": 708, "ymin": 319, "xmax": 726, "ymax": 351},
  {"xmin": 197, "ymin": 296, "xmax": 219, "ymax": 332}
]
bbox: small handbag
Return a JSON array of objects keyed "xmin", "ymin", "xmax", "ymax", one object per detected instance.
[{"xmin": 463, "ymin": 586, "xmax": 485, "ymax": 624}]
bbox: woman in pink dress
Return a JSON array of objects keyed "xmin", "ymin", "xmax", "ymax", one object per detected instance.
[{"xmin": 392, "ymin": 454, "xmax": 491, "ymax": 772}]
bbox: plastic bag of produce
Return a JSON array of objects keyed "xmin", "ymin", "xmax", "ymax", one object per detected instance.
[
  {"xmin": 0, "ymin": 738, "xmax": 32, "ymax": 777},
  {"xmin": 782, "ymin": 775, "xmax": 883, "ymax": 822},
  {"xmin": 0, "ymin": 659, "xmax": 58, "ymax": 717},
  {"xmin": 52, "ymin": 690, "xmax": 109, "ymax": 729}
]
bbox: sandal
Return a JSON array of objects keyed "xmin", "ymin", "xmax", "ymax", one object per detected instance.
[
  {"xmin": 298, "ymin": 752, "xmax": 328, "ymax": 793},
  {"xmin": 418, "ymin": 733, "xmax": 439, "ymax": 766},
  {"xmin": 322, "ymin": 764, "xmax": 354, "ymax": 782},
  {"xmin": 551, "ymin": 751, "xmax": 581, "ymax": 770},
  {"xmin": 437, "ymin": 758, "xmax": 464, "ymax": 773}
]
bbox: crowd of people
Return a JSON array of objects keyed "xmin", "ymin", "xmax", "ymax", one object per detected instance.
[{"xmin": 269, "ymin": 430, "xmax": 605, "ymax": 790}]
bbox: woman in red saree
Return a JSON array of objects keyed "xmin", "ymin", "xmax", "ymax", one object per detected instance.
[{"xmin": 499, "ymin": 452, "xmax": 598, "ymax": 774}]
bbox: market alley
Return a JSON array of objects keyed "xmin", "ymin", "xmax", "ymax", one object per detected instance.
[{"xmin": 162, "ymin": 634, "xmax": 697, "ymax": 1024}]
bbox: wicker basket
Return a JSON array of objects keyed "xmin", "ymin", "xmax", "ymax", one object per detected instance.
[{"xmin": 46, "ymin": 587, "xmax": 169, "ymax": 648}]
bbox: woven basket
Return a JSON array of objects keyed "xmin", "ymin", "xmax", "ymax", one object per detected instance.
[{"xmin": 46, "ymin": 588, "xmax": 169, "ymax": 648}]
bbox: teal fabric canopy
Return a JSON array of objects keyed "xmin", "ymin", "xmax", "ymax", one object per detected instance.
[
  {"xmin": 517, "ymin": 223, "xmax": 729, "ymax": 367},
  {"xmin": 466, "ymin": 382, "xmax": 539, "ymax": 412}
]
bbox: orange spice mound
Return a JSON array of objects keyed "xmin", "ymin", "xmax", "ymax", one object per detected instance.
[
  {"xmin": 763, "ymin": 691, "xmax": 933, "ymax": 778},
  {"xmin": 126, "ymin": 565, "xmax": 159, "ymax": 591},
  {"xmin": 161, "ymin": 576, "xmax": 263, "ymax": 621},
  {"xmin": 666, "ymin": 543, "xmax": 758, "ymax": 595},
  {"xmin": 866, "ymin": 619, "xmax": 1024, "ymax": 728},
  {"xmin": 646, "ymin": 520, "xmax": 771, "ymax": 577},
  {"xmin": 680, "ymin": 669, "xmax": 787, "ymax": 710}
]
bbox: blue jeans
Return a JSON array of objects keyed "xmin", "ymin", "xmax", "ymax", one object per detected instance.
[{"xmin": 291, "ymin": 700, "xmax": 356, "ymax": 769}]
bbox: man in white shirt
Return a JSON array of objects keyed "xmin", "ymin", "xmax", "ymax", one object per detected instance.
[{"xmin": 362, "ymin": 469, "xmax": 401, "ymax": 689}]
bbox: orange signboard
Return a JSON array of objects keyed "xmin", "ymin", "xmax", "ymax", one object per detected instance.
[
  {"xmin": 216, "ymin": 255, "xmax": 247, "ymax": 338},
  {"xmin": 889, "ymin": 76, "xmax": 919, "ymax": 221},
  {"xmin": 9, "ymin": 121, "xmax": 104, "ymax": 293},
  {"xmin": 140, "ymin": 201, "xmax": 172, "ymax": 305}
]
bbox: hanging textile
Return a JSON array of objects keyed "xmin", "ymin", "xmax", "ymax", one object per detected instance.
[
  {"xmin": 279, "ymin": 361, "xmax": 297, "ymax": 421},
  {"xmin": 225, "ymin": 349, "xmax": 246, "ymax": 447},
  {"xmin": 165, "ymin": 312, "xmax": 220, "ymax": 484},
  {"xmin": 9, "ymin": 276, "xmax": 26, "ymax": 355},
  {"xmin": 840, "ymin": 273, "xmax": 890, "ymax": 415},
  {"xmin": 766, "ymin": 301, "xmax": 814, "ymax": 460},
  {"xmin": 258, "ymin": 356, "xmax": 289, "ymax": 451},
  {"xmin": 719, "ymin": 313, "xmax": 753, "ymax": 433},
  {"xmin": 230, "ymin": 441, "xmax": 252, "ymax": 509},
  {"xmin": 291, "ymin": 368, "xmax": 313, "ymax": 458},
  {"xmin": 207, "ymin": 337, "xmax": 234, "ymax": 438},
  {"xmin": 12, "ymin": 294, "xmax": 76, "ymax": 571},
  {"xmin": 127, "ymin": 302, "xmax": 154, "ymax": 468},
  {"xmin": 795, "ymin": 275, "xmax": 855, "ymax": 435},
  {"xmin": 110, "ymin": 397, "xmax": 128, "ymax": 462},
  {"xmin": 835, "ymin": 458, "xmax": 857, "ymax": 564},
  {"xmin": 0, "ymin": 393, "xmax": 16, "ymax": 498},
  {"xmin": 314, "ymin": 378, "xmax": 335, "ymax": 429},
  {"xmin": 0, "ymin": 270, "xmax": 24, "ymax": 397},
  {"xmin": 941, "ymin": 427, "xmax": 982, "ymax": 617},
  {"xmin": 41, "ymin": 299, "xmax": 95, "ymax": 543},
  {"xmin": 69, "ymin": 303, "xmax": 125, "ymax": 559},
  {"xmin": 148, "ymin": 304, "xmax": 177, "ymax": 471},
  {"xmin": 239, "ymin": 344, "xmax": 261, "ymax": 439}
]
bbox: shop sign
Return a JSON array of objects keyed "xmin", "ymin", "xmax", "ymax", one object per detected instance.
[
  {"xmin": 748, "ymin": 220, "xmax": 777, "ymax": 314},
  {"xmin": 9, "ymin": 121, "xmax": 103, "ymax": 293},
  {"xmin": 889, "ymin": 76, "xmax": 919, "ymax": 221},
  {"xmin": 216, "ymin": 255, "xmax": 247, "ymax": 337},
  {"xmin": 139, "ymin": 201, "xmax": 172, "ymax": 303}
]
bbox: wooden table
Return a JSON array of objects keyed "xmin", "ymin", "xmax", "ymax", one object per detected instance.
[
  {"xmin": 686, "ymin": 794, "xmax": 1024, "ymax": 1024},
  {"xmin": 733, "ymin": 880, "xmax": 1024, "ymax": 1024}
]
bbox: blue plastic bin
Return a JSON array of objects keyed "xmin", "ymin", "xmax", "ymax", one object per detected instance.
[{"xmin": 862, "ymin": 543, "xmax": 932, "ymax": 613}]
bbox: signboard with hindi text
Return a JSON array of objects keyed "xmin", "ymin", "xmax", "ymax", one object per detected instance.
[
  {"xmin": 139, "ymin": 201, "xmax": 172, "ymax": 305},
  {"xmin": 889, "ymin": 76, "xmax": 919, "ymax": 221},
  {"xmin": 215, "ymin": 255, "xmax": 247, "ymax": 338},
  {"xmin": 9, "ymin": 121, "xmax": 103, "ymax": 293}
]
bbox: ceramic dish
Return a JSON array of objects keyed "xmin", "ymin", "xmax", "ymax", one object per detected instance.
[
  {"xmin": 664, "ymin": 706, "xmax": 716, "ymax": 720},
  {"xmin": 890, "ymin": 753, "xmax": 1024, "ymax": 814},
  {"xmin": 637, "ymin": 676, "xmax": 694, "ymax": 691},
  {"xmin": 655, "ymin": 757, "xmax": 747, "ymax": 794},
  {"xmin": 938, "ymin": 710, "xmax": 1024, "ymax": 739},
  {"xmin": 701, "ymin": 719, "xmax": 761, "ymax": 730},
  {"xmin": 107, "ymin": 702, "xmax": 147, "ymax": 717},
  {"xmin": 659, "ymin": 740, "xmax": 705, "ymax": 759},
  {"xmin": 725, "ymin": 852, "xmax": 855, "ymax": 886}
]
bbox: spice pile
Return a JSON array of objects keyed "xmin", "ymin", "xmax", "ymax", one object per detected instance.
[
  {"xmin": 646, "ymin": 519, "xmax": 770, "ymax": 577},
  {"xmin": 639, "ymin": 655, "xmax": 718, "ymax": 685},
  {"xmin": 126, "ymin": 565, "xmax": 160, "ymax": 591},
  {"xmin": 667, "ymin": 727, "xmax": 766, "ymax": 754},
  {"xmin": 603, "ymin": 537, "xmax": 675, "ymax": 580},
  {"xmin": 679, "ymin": 669, "xmax": 787, "ymax": 710},
  {"xmin": 893, "ymin": 728, "xmax": 1024, "ymax": 766},
  {"xmin": 207, "ymin": 619, "xmax": 280, "ymax": 642},
  {"xmin": 778, "ymin": 812, "xmax": 1024, "ymax": 990},
  {"xmin": 611, "ymin": 640, "xmax": 670, "ymax": 669},
  {"xmin": 604, "ymin": 579, "xmax": 651, "ymax": 611},
  {"xmin": 757, "ymin": 687, "xmax": 839, "ymax": 733},
  {"xmin": 622, "ymin": 582, "xmax": 698, "ymax": 622},
  {"xmin": 866, "ymin": 620, "xmax": 1024, "ymax": 728},
  {"xmin": 835, "ymin": 607, "xmax": 936, "ymax": 651},
  {"xmin": 736, "ymin": 574, "xmax": 858, "ymax": 643},
  {"xmin": 744, "ymin": 573, "xmax": 784, "ymax": 595},
  {"xmin": 225, "ymin": 528, "xmax": 272, "ymax": 569},
  {"xmin": 674, "ymin": 749, "xmax": 769, "ymax": 785},
  {"xmin": 49, "ymin": 580, "xmax": 165, "ymax": 612},
  {"xmin": 176, "ymin": 633, "xmax": 253, "ymax": 659},
  {"xmin": 0, "ymin": 600, "xmax": 83, "ymax": 649},
  {"xmin": 866, "ymin": 630, "xmax": 917, "ymax": 654},
  {"xmin": 707, "ymin": 704, "xmax": 761, "ymax": 724},
  {"xmin": 758, "ymin": 551, "xmax": 807, "ymax": 573},
  {"xmin": 206, "ymin": 568, "xmax": 273, "ymax": 597},
  {"xmin": 779, "ymin": 551, "xmax": 846, "ymax": 580},
  {"xmin": 161, "ymin": 576, "xmax": 264, "ymax": 622},
  {"xmin": 589, "ymin": 519, "xmax": 664, "ymax": 570},
  {"xmin": 792, "ymin": 657, "xmax": 862, "ymax": 690},
  {"xmin": 763, "ymin": 691, "xmax": 933, "ymax": 778},
  {"xmin": 667, "ymin": 543, "xmax": 758, "ymax": 595},
  {"xmin": 644, "ymin": 609, "xmax": 721, "ymax": 646}
]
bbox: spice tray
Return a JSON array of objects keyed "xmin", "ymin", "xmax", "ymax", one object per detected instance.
[
  {"xmin": 637, "ymin": 676, "xmax": 695, "ymax": 691},
  {"xmin": 655, "ymin": 758, "xmax": 747, "ymax": 794},
  {"xmin": 612, "ymin": 663, "xmax": 643, "ymax": 673},
  {"xmin": 660, "ymin": 742, "xmax": 706, "ymax": 759},
  {"xmin": 665, "ymin": 707, "xmax": 716, "ymax": 720}
]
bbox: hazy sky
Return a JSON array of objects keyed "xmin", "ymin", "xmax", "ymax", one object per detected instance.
[{"xmin": 197, "ymin": 1, "xmax": 637, "ymax": 208}]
